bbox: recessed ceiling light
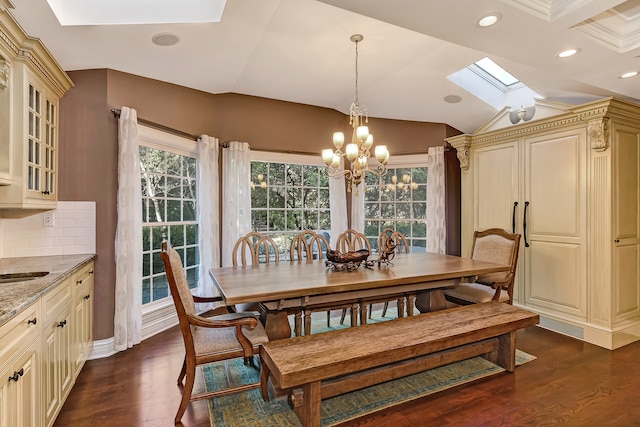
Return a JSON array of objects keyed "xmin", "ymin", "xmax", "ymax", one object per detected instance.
[
  {"xmin": 619, "ymin": 71, "xmax": 638, "ymax": 79},
  {"xmin": 477, "ymin": 13, "xmax": 502, "ymax": 27},
  {"xmin": 444, "ymin": 95, "xmax": 462, "ymax": 104},
  {"xmin": 152, "ymin": 33, "xmax": 180, "ymax": 47},
  {"xmin": 557, "ymin": 48, "xmax": 580, "ymax": 58}
]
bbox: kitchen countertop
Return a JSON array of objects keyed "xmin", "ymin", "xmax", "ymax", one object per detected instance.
[{"xmin": 0, "ymin": 254, "xmax": 97, "ymax": 327}]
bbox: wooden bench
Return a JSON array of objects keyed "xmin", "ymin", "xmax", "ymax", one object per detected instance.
[{"xmin": 259, "ymin": 302, "xmax": 539, "ymax": 427}]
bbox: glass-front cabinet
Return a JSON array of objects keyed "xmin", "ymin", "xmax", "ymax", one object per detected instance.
[{"xmin": 0, "ymin": 7, "xmax": 73, "ymax": 217}]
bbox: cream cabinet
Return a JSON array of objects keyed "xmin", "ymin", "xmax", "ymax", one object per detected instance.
[
  {"xmin": 0, "ymin": 6, "xmax": 73, "ymax": 217},
  {"xmin": 42, "ymin": 279, "xmax": 73, "ymax": 427},
  {"xmin": 0, "ymin": 301, "xmax": 41, "ymax": 427},
  {"xmin": 72, "ymin": 262, "xmax": 94, "ymax": 377},
  {"xmin": 450, "ymin": 98, "xmax": 640, "ymax": 350}
]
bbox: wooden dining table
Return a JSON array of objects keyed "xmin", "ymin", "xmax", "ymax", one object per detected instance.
[{"xmin": 209, "ymin": 251, "xmax": 509, "ymax": 340}]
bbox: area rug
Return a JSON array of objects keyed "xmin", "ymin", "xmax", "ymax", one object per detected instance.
[{"xmin": 204, "ymin": 309, "xmax": 536, "ymax": 427}]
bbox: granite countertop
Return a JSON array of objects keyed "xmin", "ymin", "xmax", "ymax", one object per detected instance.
[{"xmin": 0, "ymin": 254, "xmax": 97, "ymax": 327}]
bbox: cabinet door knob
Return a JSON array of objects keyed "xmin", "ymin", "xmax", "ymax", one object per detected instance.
[
  {"xmin": 27, "ymin": 318, "xmax": 37, "ymax": 325},
  {"xmin": 614, "ymin": 239, "xmax": 620, "ymax": 243},
  {"xmin": 84, "ymin": 294, "xmax": 91, "ymax": 300},
  {"xmin": 8, "ymin": 369, "xmax": 23, "ymax": 382},
  {"xmin": 57, "ymin": 319, "xmax": 67, "ymax": 328},
  {"xmin": 76, "ymin": 279, "xmax": 83, "ymax": 284}
]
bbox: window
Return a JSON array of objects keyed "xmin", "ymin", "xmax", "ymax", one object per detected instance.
[
  {"xmin": 363, "ymin": 156, "xmax": 428, "ymax": 252},
  {"xmin": 250, "ymin": 152, "xmax": 331, "ymax": 260},
  {"xmin": 140, "ymin": 127, "xmax": 199, "ymax": 305}
]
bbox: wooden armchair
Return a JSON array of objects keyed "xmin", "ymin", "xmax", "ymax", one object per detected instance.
[
  {"xmin": 442, "ymin": 228, "xmax": 521, "ymax": 307},
  {"xmin": 160, "ymin": 241, "xmax": 268, "ymax": 424}
]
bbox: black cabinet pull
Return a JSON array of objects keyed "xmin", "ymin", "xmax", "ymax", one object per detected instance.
[
  {"xmin": 89, "ymin": 270, "xmax": 94, "ymax": 275},
  {"xmin": 523, "ymin": 201, "xmax": 530, "ymax": 247},
  {"xmin": 512, "ymin": 201, "xmax": 519, "ymax": 233},
  {"xmin": 76, "ymin": 279, "xmax": 83, "ymax": 284},
  {"xmin": 27, "ymin": 318, "xmax": 37, "ymax": 325},
  {"xmin": 84, "ymin": 294, "xmax": 91, "ymax": 300},
  {"xmin": 57, "ymin": 319, "xmax": 67, "ymax": 328},
  {"xmin": 41, "ymin": 190, "xmax": 50, "ymax": 195},
  {"xmin": 8, "ymin": 369, "xmax": 24, "ymax": 382}
]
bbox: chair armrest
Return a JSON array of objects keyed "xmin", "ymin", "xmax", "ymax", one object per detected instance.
[
  {"xmin": 187, "ymin": 312, "xmax": 262, "ymax": 359},
  {"xmin": 187, "ymin": 313, "xmax": 258, "ymax": 330},
  {"xmin": 489, "ymin": 272, "xmax": 514, "ymax": 290},
  {"xmin": 193, "ymin": 295, "xmax": 224, "ymax": 303}
]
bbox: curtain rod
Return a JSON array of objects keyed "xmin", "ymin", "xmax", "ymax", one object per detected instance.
[{"xmin": 111, "ymin": 108, "xmax": 199, "ymax": 141}]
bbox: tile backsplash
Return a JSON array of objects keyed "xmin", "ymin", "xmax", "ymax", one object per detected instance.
[{"xmin": 0, "ymin": 201, "xmax": 96, "ymax": 258}]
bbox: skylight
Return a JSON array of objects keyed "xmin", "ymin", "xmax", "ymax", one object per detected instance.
[
  {"xmin": 447, "ymin": 57, "xmax": 540, "ymax": 112},
  {"xmin": 474, "ymin": 57, "xmax": 519, "ymax": 86},
  {"xmin": 46, "ymin": 0, "xmax": 227, "ymax": 26}
]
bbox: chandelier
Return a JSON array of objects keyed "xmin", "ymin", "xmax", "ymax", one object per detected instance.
[{"xmin": 322, "ymin": 34, "xmax": 389, "ymax": 192}]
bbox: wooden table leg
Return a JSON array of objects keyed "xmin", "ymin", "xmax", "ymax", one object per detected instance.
[
  {"xmin": 264, "ymin": 311, "xmax": 292, "ymax": 340},
  {"xmin": 414, "ymin": 289, "xmax": 448, "ymax": 313}
]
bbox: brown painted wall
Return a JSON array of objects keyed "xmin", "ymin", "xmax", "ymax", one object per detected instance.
[{"xmin": 59, "ymin": 68, "xmax": 461, "ymax": 341}]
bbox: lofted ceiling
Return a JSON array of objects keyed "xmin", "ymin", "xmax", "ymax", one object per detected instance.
[{"xmin": 5, "ymin": 0, "xmax": 640, "ymax": 134}]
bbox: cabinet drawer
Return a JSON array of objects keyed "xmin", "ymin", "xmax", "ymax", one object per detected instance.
[
  {"xmin": 43, "ymin": 280, "xmax": 71, "ymax": 322},
  {"xmin": 73, "ymin": 262, "xmax": 94, "ymax": 293},
  {"xmin": 0, "ymin": 302, "xmax": 40, "ymax": 368}
]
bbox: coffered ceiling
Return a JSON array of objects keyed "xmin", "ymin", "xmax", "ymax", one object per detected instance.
[{"xmin": 6, "ymin": 0, "xmax": 640, "ymax": 134}]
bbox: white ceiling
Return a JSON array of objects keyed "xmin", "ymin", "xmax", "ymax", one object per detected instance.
[{"xmin": 6, "ymin": 0, "xmax": 640, "ymax": 134}]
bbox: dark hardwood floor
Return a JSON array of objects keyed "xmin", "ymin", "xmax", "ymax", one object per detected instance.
[{"xmin": 54, "ymin": 315, "xmax": 640, "ymax": 427}]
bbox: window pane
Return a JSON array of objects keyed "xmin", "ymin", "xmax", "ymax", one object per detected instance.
[
  {"xmin": 140, "ymin": 143, "xmax": 198, "ymax": 305},
  {"xmin": 251, "ymin": 159, "xmax": 331, "ymax": 256}
]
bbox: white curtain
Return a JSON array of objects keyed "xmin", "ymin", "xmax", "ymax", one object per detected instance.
[
  {"xmin": 350, "ymin": 183, "xmax": 365, "ymax": 234},
  {"xmin": 196, "ymin": 135, "xmax": 220, "ymax": 308},
  {"xmin": 329, "ymin": 162, "xmax": 348, "ymax": 248},
  {"xmin": 221, "ymin": 141, "xmax": 252, "ymax": 267},
  {"xmin": 114, "ymin": 106, "xmax": 142, "ymax": 352},
  {"xmin": 426, "ymin": 146, "xmax": 446, "ymax": 254}
]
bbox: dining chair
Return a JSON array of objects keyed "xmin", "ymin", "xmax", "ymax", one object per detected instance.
[
  {"xmin": 441, "ymin": 228, "xmax": 521, "ymax": 308},
  {"xmin": 160, "ymin": 241, "xmax": 269, "ymax": 424},
  {"xmin": 334, "ymin": 229, "xmax": 372, "ymax": 325},
  {"xmin": 362, "ymin": 229, "xmax": 411, "ymax": 322},
  {"xmin": 289, "ymin": 230, "xmax": 330, "ymax": 262},
  {"xmin": 232, "ymin": 231, "xmax": 280, "ymax": 266},
  {"xmin": 336, "ymin": 228, "xmax": 372, "ymax": 253},
  {"xmin": 289, "ymin": 230, "xmax": 359, "ymax": 334},
  {"xmin": 230, "ymin": 231, "xmax": 305, "ymax": 334}
]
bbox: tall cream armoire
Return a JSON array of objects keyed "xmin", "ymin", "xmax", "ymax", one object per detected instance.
[{"xmin": 448, "ymin": 97, "xmax": 640, "ymax": 350}]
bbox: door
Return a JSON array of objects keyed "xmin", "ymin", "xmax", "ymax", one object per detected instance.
[{"xmin": 523, "ymin": 129, "xmax": 587, "ymax": 318}]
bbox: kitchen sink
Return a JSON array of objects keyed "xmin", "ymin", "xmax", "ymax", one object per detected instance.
[{"xmin": 0, "ymin": 271, "xmax": 49, "ymax": 284}]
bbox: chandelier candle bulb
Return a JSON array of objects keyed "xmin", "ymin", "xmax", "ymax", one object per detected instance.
[
  {"xmin": 333, "ymin": 132, "xmax": 345, "ymax": 149},
  {"xmin": 356, "ymin": 125, "xmax": 369, "ymax": 141},
  {"xmin": 375, "ymin": 145, "xmax": 388, "ymax": 162},
  {"xmin": 364, "ymin": 134, "xmax": 374, "ymax": 149},
  {"xmin": 346, "ymin": 143, "xmax": 359, "ymax": 160},
  {"xmin": 331, "ymin": 154, "xmax": 340, "ymax": 168},
  {"xmin": 322, "ymin": 149, "xmax": 336, "ymax": 165}
]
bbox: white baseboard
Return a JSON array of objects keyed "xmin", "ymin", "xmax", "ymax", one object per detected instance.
[{"xmin": 88, "ymin": 303, "xmax": 180, "ymax": 360}]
